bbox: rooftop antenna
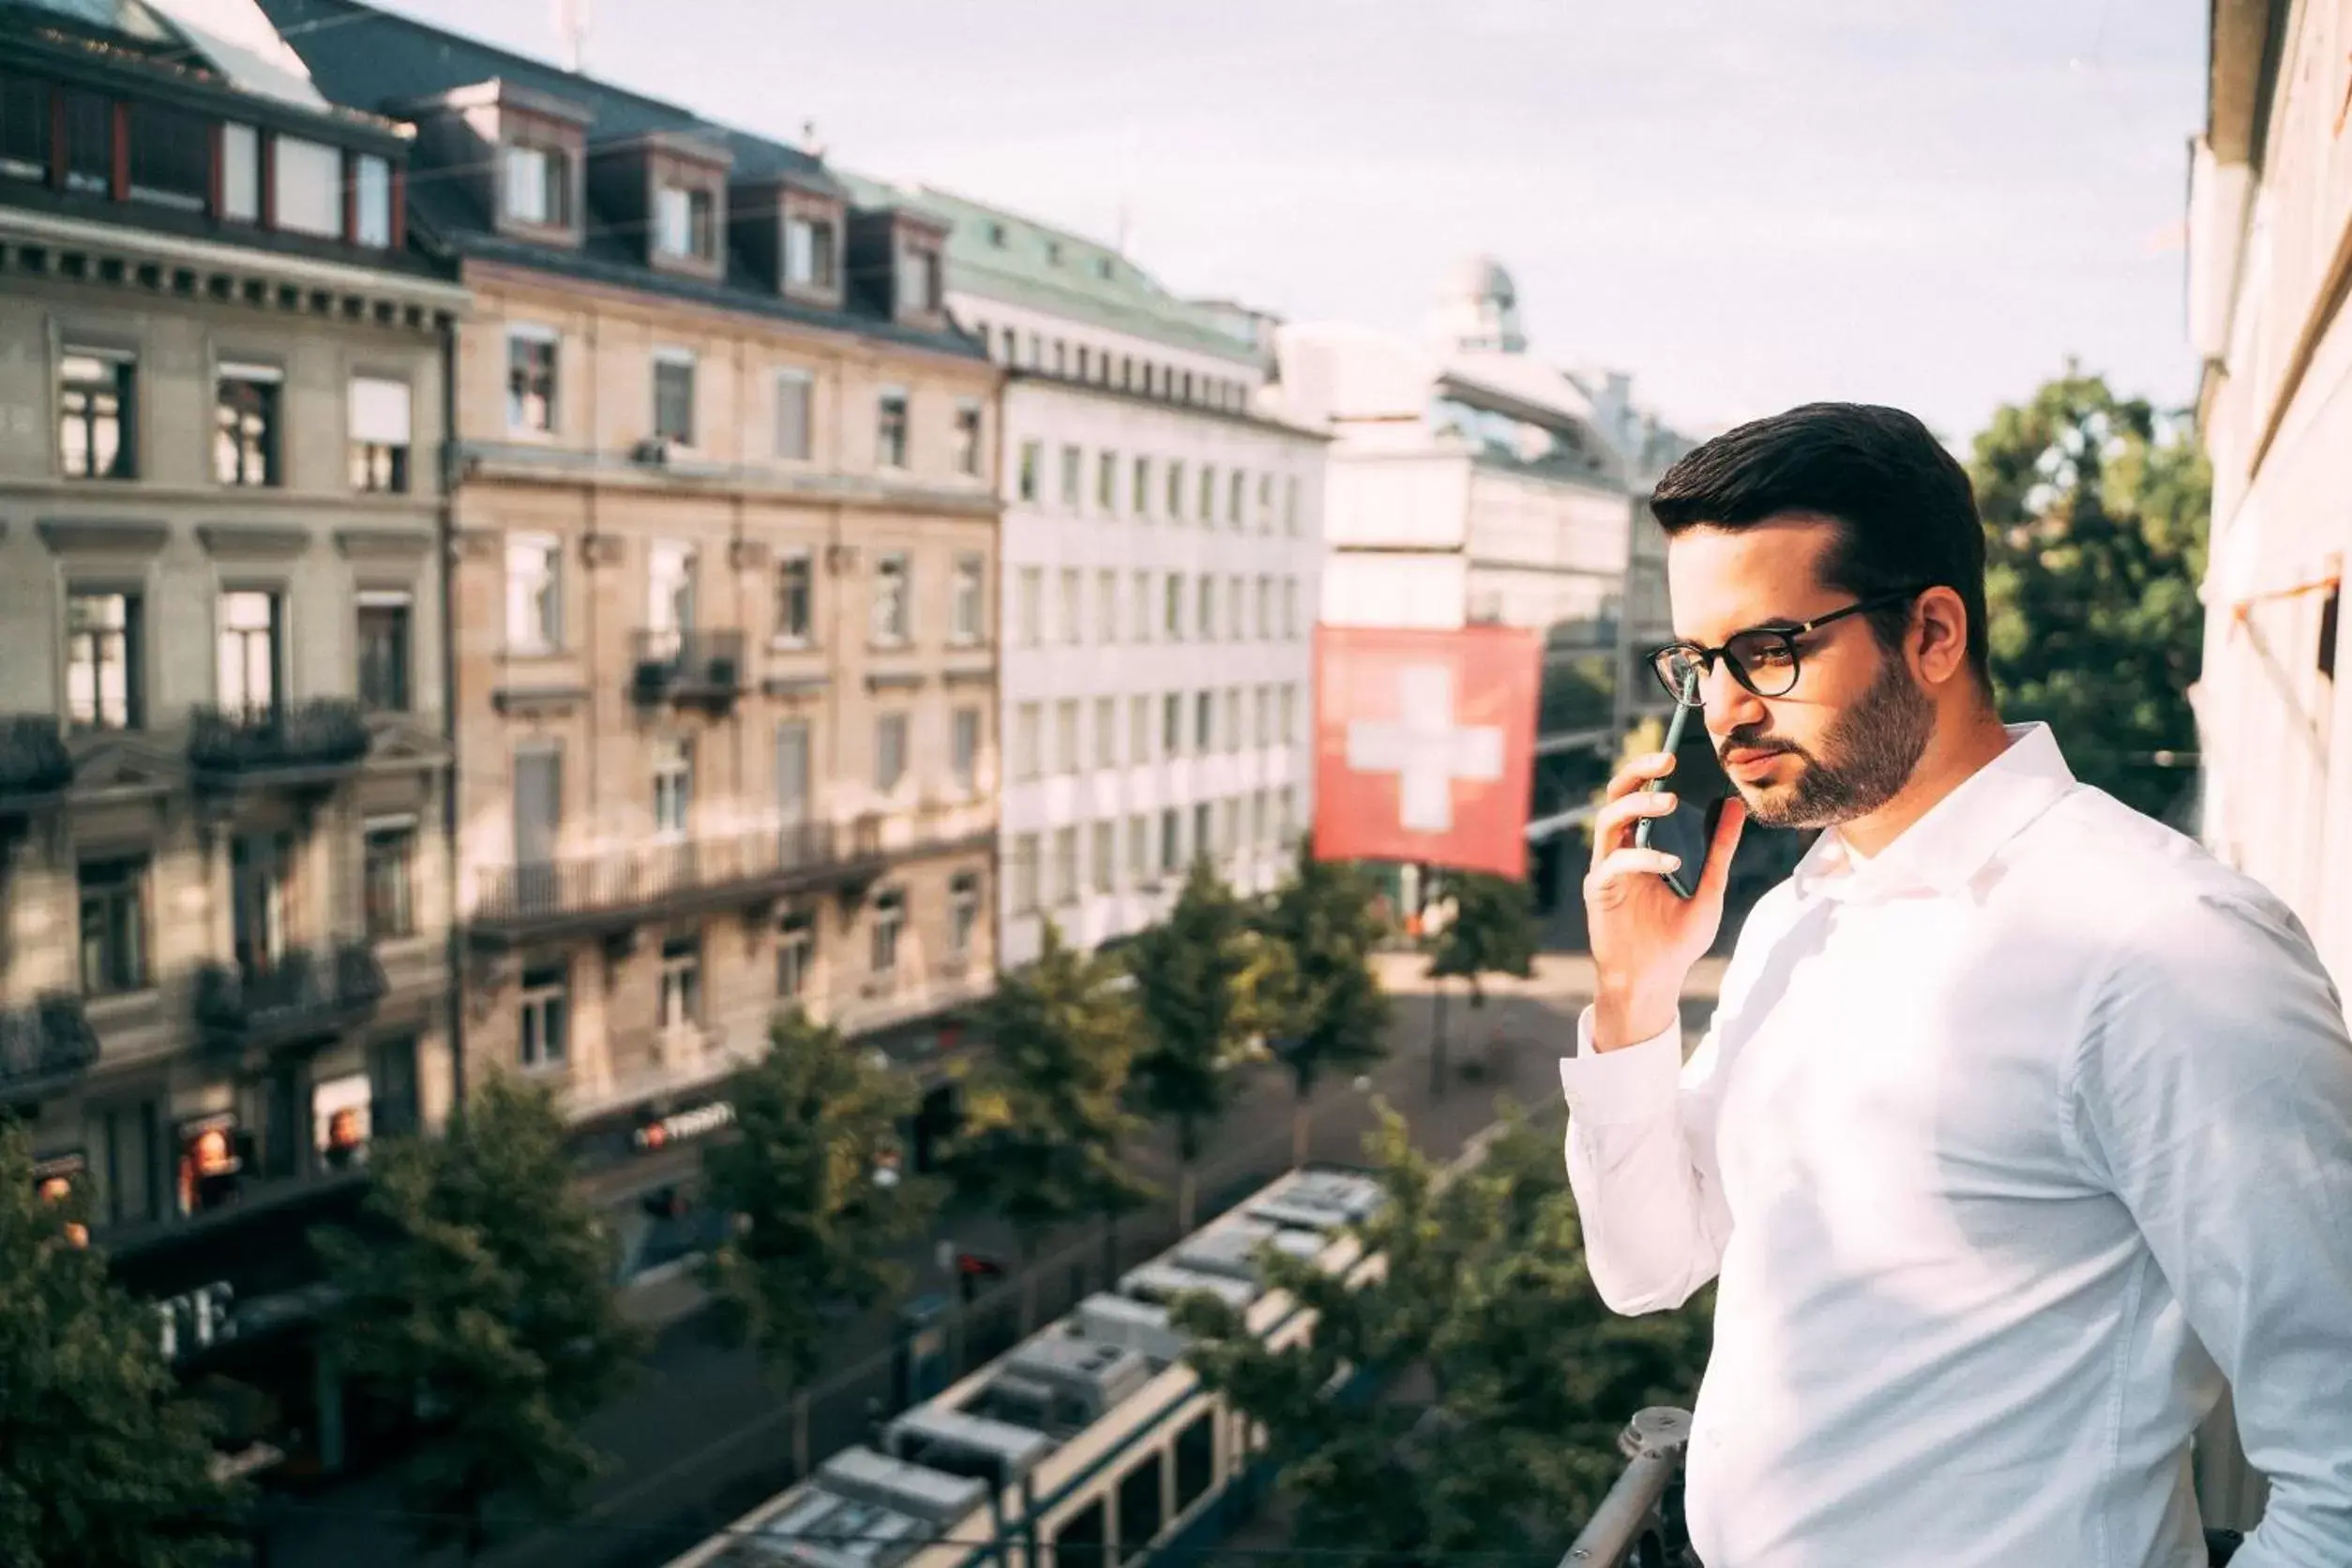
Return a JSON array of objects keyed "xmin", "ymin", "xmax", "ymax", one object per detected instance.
[
  {"xmin": 800, "ymin": 118, "xmax": 827, "ymax": 158},
  {"xmin": 554, "ymin": 0, "xmax": 591, "ymax": 72}
]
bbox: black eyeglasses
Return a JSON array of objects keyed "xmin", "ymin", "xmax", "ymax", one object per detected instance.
[{"xmin": 1647, "ymin": 589, "xmax": 1928, "ymax": 704}]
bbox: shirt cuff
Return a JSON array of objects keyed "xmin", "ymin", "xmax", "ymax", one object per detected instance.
[{"xmin": 1559, "ymin": 1005, "xmax": 1683, "ymax": 1126}]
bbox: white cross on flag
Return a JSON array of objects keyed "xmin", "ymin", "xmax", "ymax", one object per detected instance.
[{"xmin": 1312, "ymin": 624, "xmax": 1541, "ymax": 880}]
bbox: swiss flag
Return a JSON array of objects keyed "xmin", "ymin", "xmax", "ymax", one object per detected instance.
[{"xmin": 1312, "ymin": 624, "xmax": 1541, "ymax": 881}]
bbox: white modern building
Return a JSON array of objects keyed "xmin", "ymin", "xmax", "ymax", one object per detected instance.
[
  {"xmin": 1271, "ymin": 259, "xmax": 1637, "ymax": 910},
  {"xmin": 850, "ymin": 180, "xmax": 1328, "ymax": 966}
]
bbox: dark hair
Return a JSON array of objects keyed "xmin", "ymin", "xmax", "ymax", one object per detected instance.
[{"xmin": 1649, "ymin": 402, "xmax": 1991, "ymax": 690}]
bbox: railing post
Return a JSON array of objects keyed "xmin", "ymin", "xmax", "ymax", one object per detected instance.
[{"xmin": 1557, "ymin": 1407, "xmax": 1692, "ymax": 1568}]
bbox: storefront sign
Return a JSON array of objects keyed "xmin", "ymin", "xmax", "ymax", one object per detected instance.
[
  {"xmin": 157, "ymin": 1280, "xmax": 237, "ymax": 1363},
  {"xmin": 312, "ymin": 1072, "xmax": 373, "ymax": 1172},
  {"xmin": 630, "ymin": 1100, "xmax": 734, "ymax": 1153},
  {"xmin": 175, "ymin": 1111, "xmax": 245, "ymax": 1218}
]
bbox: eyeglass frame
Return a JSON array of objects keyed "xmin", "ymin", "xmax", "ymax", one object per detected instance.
[{"xmin": 1645, "ymin": 588, "xmax": 1933, "ymax": 705}]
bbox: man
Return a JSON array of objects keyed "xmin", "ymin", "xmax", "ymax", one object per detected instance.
[{"xmin": 1565, "ymin": 403, "xmax": 2352, "ymax": 1567}]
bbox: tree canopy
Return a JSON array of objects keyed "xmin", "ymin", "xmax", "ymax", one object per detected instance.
[
  {"xmin": 317, "ymin": 1074, "xmax": 644, "ymax": 1562},
  {"xmin": 1126, "ymin": 858, "xmax": 1255, "ymax": 1167},
  {"xmin": 1971, "ymin": 367, "xmax": 2210, "ymax": 822},
  {"xmin": 1424, "ymin": 871, "xmax": 1538, "ymax": 1007},
  {"xmin": 1252, "ymin": 844, "xmax": 1393, "ymax": 1104},
  {"xmin": 0, "ymin": 1123, "xmax": 245, "ymax": 1568}
]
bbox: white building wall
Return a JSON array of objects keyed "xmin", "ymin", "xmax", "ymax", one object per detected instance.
[{"xmin": 985, "ymin": 370, "xmax": 1324, "ymax": 969}]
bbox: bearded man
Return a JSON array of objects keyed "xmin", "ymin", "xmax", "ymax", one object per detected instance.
[{"xmin": 1564, "ymin": 403, "xmax": 2352, "ymax": 1568}]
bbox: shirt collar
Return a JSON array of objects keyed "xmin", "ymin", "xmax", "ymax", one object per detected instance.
[{"xmin": 1788, "ymin": 723, "xmax": 2076, "ymax": 902}]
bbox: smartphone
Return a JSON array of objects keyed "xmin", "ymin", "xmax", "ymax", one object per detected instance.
[{"xmin": 1634, "ymin": 669, "xmax": 1707, "ymax": 898}]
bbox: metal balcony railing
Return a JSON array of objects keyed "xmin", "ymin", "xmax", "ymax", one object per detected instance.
[
  {"xmin": 1558, "ymin": 1408, "xmax": 1693, "ymax": 1568},
  {"xmin": 188, "ymin": 699, "xmax": 370, "ymax": 781},
  {"xmin": 0, "ymin": 715, "xmax": 72, "ymax": 812},
  {"xmin": 192, "ymin": 940, "xmax": 389, "ymax": 1051},
  {"xmin": 471, "ymin": 807, "xmax": 987, "ymax": 939},
  {"xmin": 629, "ymin": 628, "xmax": 746, "ymax": 707},
  {"xmin": 0, "ymin": 994, "xmax": 98, "ymax": 1090}
]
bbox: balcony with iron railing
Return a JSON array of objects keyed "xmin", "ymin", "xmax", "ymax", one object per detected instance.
[
  {"xmin": 0, "ymin": 715, "xmax": 73, "ymax": 816},
  {"xmin": 191, "ymin": 940, "xmax": 389, "ymax": 1054},
  {"xmin": 629, "ymin": 628, "xmax": 746, "ymax": 710},
  {"xmin": 0, "ymin": 993, "xmax": 99, "ymax": 1093},
  {"xmin": 188, "ymin": 699, "xmax": 371, "ymax": 789},
  {"xmin": 468, "ymin": 805, "xmax": 992, "ymax": 944}
]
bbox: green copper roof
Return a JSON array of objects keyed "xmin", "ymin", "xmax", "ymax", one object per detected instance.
[{"xmin": 839, "ymin": 173, "xmax": 1261, "ymax": 367}]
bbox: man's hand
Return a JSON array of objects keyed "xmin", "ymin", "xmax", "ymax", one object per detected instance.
[{"xmin": 1584, "ymin": 752, "xmax": 1745, "ymax": 1050}]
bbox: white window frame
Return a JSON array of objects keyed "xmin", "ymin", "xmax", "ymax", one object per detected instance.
[
  {"xmin": 871, "ymin": 552, "xmax": 912, "ymax": 646},
  {"xmin": 774, "ymin": 548, "xmax": 815, "ymax": 648},
  {"xmin": 652, "ymin": 736, "xmax": 693, "ymax": 841},
  {"xmin": 776, "ymin": 369, "xmax": 814, "ymax": 461},
  {"xmin": 870, "ymin": 888, "xmax": 906, "ymax": 974},
  {"xmin": 519, "ymin": 962, "xmax": 568, "ymax": 1069},
  {"xmin": 952, "ymin": 552, "xmax": 986, "ymax": 645},
  {"xmin": 657, "ymin": 936, "xmax": 701, "ymax": 1036}
]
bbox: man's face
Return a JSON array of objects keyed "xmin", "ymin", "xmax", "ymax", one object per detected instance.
[{"xmin": 1663, "ymin": 518, "xmax": 1934, "ymax": 831}]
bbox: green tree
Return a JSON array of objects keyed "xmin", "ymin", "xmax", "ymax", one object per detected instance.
[
  {"xmin": 946, "ymin": 920, "xmax": 1156, "ymax": 1327},
  {"xmin": 1177, "ymin": 1107, "xmax": 1712, "ymax": 1567},
  {"xmin": 1253, "ymin": 842, "xmax": 1394, "ymax": 1166},
  {"xmin": 1127, "ymin": 858, "xmax": 1254, "ymax": 1229},
  {"xmin": 701, "ymin": 1009, "xmax": 942, "ymax": 1462},
  {"xmin": 317, "ymin": 1075, "xmax": 645, "ymax": 1563},
  {"xmin": 1422, "ymin": 871, "xmax": 1539, "ymax": 1094},
  {"xmin": 1971, "ymin": 366, "xmax": 2210, "ymax": 822},
  {"xmin": 0, "ymin": 1123, "xmax": 245, "ymax": 1568}
]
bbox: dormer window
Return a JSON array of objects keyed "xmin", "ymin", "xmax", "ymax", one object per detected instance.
[
  {"xmin": 917, "ymin": 249, "xmax": 944, "ymax": 313},
  {"xmin": 656, "ymin": 183, "xmax": 716, "ymax": 261},
  {"xmin": 786, "ymin": 213, "xmax": 837, "ymax": 288},
  {"xmin": 504, "ymin": 142, "xmax": 570, "ymax": 228}
]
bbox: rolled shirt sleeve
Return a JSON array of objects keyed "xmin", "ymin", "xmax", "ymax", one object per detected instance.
[
  {"xmin": 1561, "ymin": 1006, "xmax": 1733, "ymax": 1315},
  {"xmin": 2069, "ymin": 890, "xmax": 2352, "ymax": 1567}
]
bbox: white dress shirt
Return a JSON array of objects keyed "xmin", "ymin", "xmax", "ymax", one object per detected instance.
[{"xmin": 1560, "ymin": 723, "xmax": 2352, "ymax": 1568}]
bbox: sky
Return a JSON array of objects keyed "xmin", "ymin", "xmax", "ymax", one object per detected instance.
[{"xmin": 369, "ymin": 0, "xmax": 2209, "ymax": 444}]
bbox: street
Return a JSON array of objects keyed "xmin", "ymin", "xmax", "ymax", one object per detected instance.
[{"xmin": 260, "ymin": 953, "xmax": 1725, "ymax": 1568}]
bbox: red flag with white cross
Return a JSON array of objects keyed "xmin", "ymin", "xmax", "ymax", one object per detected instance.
[{"xmin": 1312, "ymin": 624, "xmax": 1541, "ymax": 880}]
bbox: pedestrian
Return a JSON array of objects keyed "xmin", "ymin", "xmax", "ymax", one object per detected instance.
[{"xmin": 1564, "ymin": 402, "xmax": 2352, "ymax": 1568}]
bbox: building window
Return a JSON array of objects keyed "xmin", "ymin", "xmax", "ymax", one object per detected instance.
[
  {"xmin": 1133, "ymin": 572, "xmax": 1153, "ymax": 644},
  {"xmin": 1128, "ymin": 816, "xmax": 1150, "ymax": 881},
  {"xmin": 775, "ymin": 550, "xmax": 814, "ymax": 645},
  {"xmin": 356, "ymin": 592, "xmax": 412, "ymax": 714},
  {"xmin": 952, "ymin": 706, "xmax": 980, "ymax": 792},
  {"xmin": 1060, "ymin": 569, "xmax": 1082, "ymax": 645},
  {"xmin": 349, "ymin": 374, "xmax": 412, "ymax": 493},
  {"xmin": 507, "ymin": 329, "xmax": 558, "ymax": 432},
  {"xmin": 1167, "ymin": 460, "xmax": 1186, "ymax": 521},
  {"xmin": 1096, "ymin": 451, "xmax": 1117, "ymax": 513},
  {"xmin": 1229, "ymin": 575, "xmax": 1246, "ymax": 641},
  {"xmin": 658, "ymin": 935, "xmax": 701, "ymax": 1035},
  {"xmin": 776, "ymin": 911, "xmax": 815, "ymax": 1000},
  {"xmin": 786, "ymin": 214, "xmax": 837, "ymax": 287},
  {"xmin": 1014, "ymin": 701, "xmax": 1041, "ymax": 780},
  {"xmin": 1198, "ymin": 578, "xmax": 1215, "ymax": 641},
  {"xmin": 354, "ymin": 154, "xmax": 393, "ymax": 247},
  {"xmin": 218, "ymin": 122, "xmax": 260, "ymax": 222},
  {"xmin": 1164, "ymin": 576, "xmax": 1184, "ymax": 641},
  {"xmin": 1012, "ymin": 833, "xmax": 1041, "ymax": 913},
  {"xmin": 871, "ymin": 552, "xmax": 911, "ymax": 644},
  {"xmin": 1279, "ymin": 786, "xmax": 1297, "ymax": 837},
  {"xmin": 1131, "ymin": 695, "xmax": 1153, "ymax": 764},
  {"xmin": 1281, "ymin": 685, "xmax": 1297, "ymax": 743},
  {"xmin": 1229, "ymin": 469, "xmax": 1247, "ymax": 527},
  {"xmin": 1018, "ymin": 440, "xmax": 1041, "ymax": 503},
  {"xmin": 954, "ymin": 401, "xmax": 983, "ymax": 476},
  {"xmin": 949, "ymin": 873, "xmax": 979, "ymax": 959},
  {"xmin": 229, "ymin": 831, "xmax": 291, "ymax": 979},
  {"xmin": 1132, "ymin": 456, "xmax": 1152, "ymax": 518},
  {"xmin": 1092, "ymin": 822, "xmax": 1116, "ymax": 895},
  {"xmin": 1159, "ymin": 809, "xmax": 1181, "ymax": 875},
  {"xmin": 654, "ymin": 351, "xmax": 696, "ymax": 446},
  {"xmin": 646, "ymin": 540, "xmax": 697, "ymax": 648},
  {"xmin": 652, "ymin": 737, "xmax": 693, "ymax": 840},
  {"xmin": 78, "ymin": 856, "xmax": 149, "ymax": 997},
  {"xmin": 1050, "ymin": 827, "xmax": 1078, "ymax": 908},
  {"xmin": 363, "ymin": 822, "xmax": 416, "ymax": 941},
  {"xmin": 505, "ymin": 533, "xmax": 563, "ymax": 652},
  {"xmin": 1093, "ymin": 697, "xmax": 1117, "ymax": 769},
  {"xmin": 953, "ymin": 553, "xmax": 986, "ymax": 644},
  {"xmin": 1199, "ymin": 464, "xmax": 1217, "ymax": 523},
  {"xmin": 1162, "ymin": 694, "xmax": 1183, "ymax": 758},
  {"xmin": 1195, "ymin": 802, "xmax": 1214, "ymax": 860},
  {"xmin": 1286, "ymin": 580, "xmax": 1302, "ymax": 640},
  {"xmin": 1286, "ymin": 476, "xmax": 1301, "ymax": 535},
  {"xmin": 1257, "ymin": 577, "xmax": 1273, "ymax": 641},
  {"xmin": 1258, "ymin": 474, "xmax": 1274, "ymax": 532},
  {"xmin": 876, "ymin": 713, "xmax": 909, "ymax": 795},
  {"xmin": 520, "ymin": 961, "xmax": 568, "ymax": 1068},
  {"xmin": 1097, "ymin": 569, "xmax": 1119, "ymax": 644},
  {"xmin": 775, "ymin": 720, "xmax": 810, "ymax": 824},
  {"xmin": 776, "ymin": 369, "xmax": 813, "ymax": 460},
  {"xmin": 1195, "ymin": 691, "xmax": 1214, "ymax": 753},
  {"xmin": 503, "ymin": 142, "xmax": 569, "ymax": 227},
  {"xmin": 214, "ymin": 364, "xmax": 280, "ymax": 487},
  {"xmin": 216, "ymin": 590, "xmax": 280, "ymax": 719},
  {"xmin": 1223, "ymin": 690, "xmax": 1242, "ymax": 753},
  {"xmin": 917, "ymin": 249, "xmax": 944, "ymax": 312},
  {"xmin": 273, "ymin": 136, "xmax": 343, "ymax": 237},
  {"xmin": 655, "ymin": 184, "xmax": 716, "ymax": 260},
  {"xmin": 1055, "ymin": 700, "xmax": 1080, "ymax": 776},
  {"xmin": 370, "ymin": 1035, "xmax": 423, "ymax": 1141},
  {"xmin": 59, "ymin": 348, "xmax": 134, "ymax": 480},
  {"xmin": 66, "ymin": 591, "xmax": 140, "ymax": 731},
  {"xmin": 1016, "ymin": 566, "xmax": 1042, "ymax": 647},
  {"xmin": 1252, "ymin": 790, "xmax": 1271, "ymax": 849},
  {"xmin": 54, "ymin": 86, "xmax": 106, "ymax": 195},
  {"xmin": 1059, "ymin": 445, "xmax": 1082, "ymax": 510},
  {"xmin": 877, "ymin": 387, "xmax": 911, "ymax": 470},
  {"xmin": 1219, "ymin": 798, "xmax": 1239, "ymax": 860},
  {"xmin": 870, "ymin": 889, "xmax": 905, "ymax": 973}
]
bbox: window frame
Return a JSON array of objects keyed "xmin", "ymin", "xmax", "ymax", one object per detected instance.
[
  {"xmin": 58, "ymin": 345, "xmax": 136, "ymax": 481},
  {"xmin": 519, "ymin": 960, "xmax": 569, "ymax": 1069}
]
